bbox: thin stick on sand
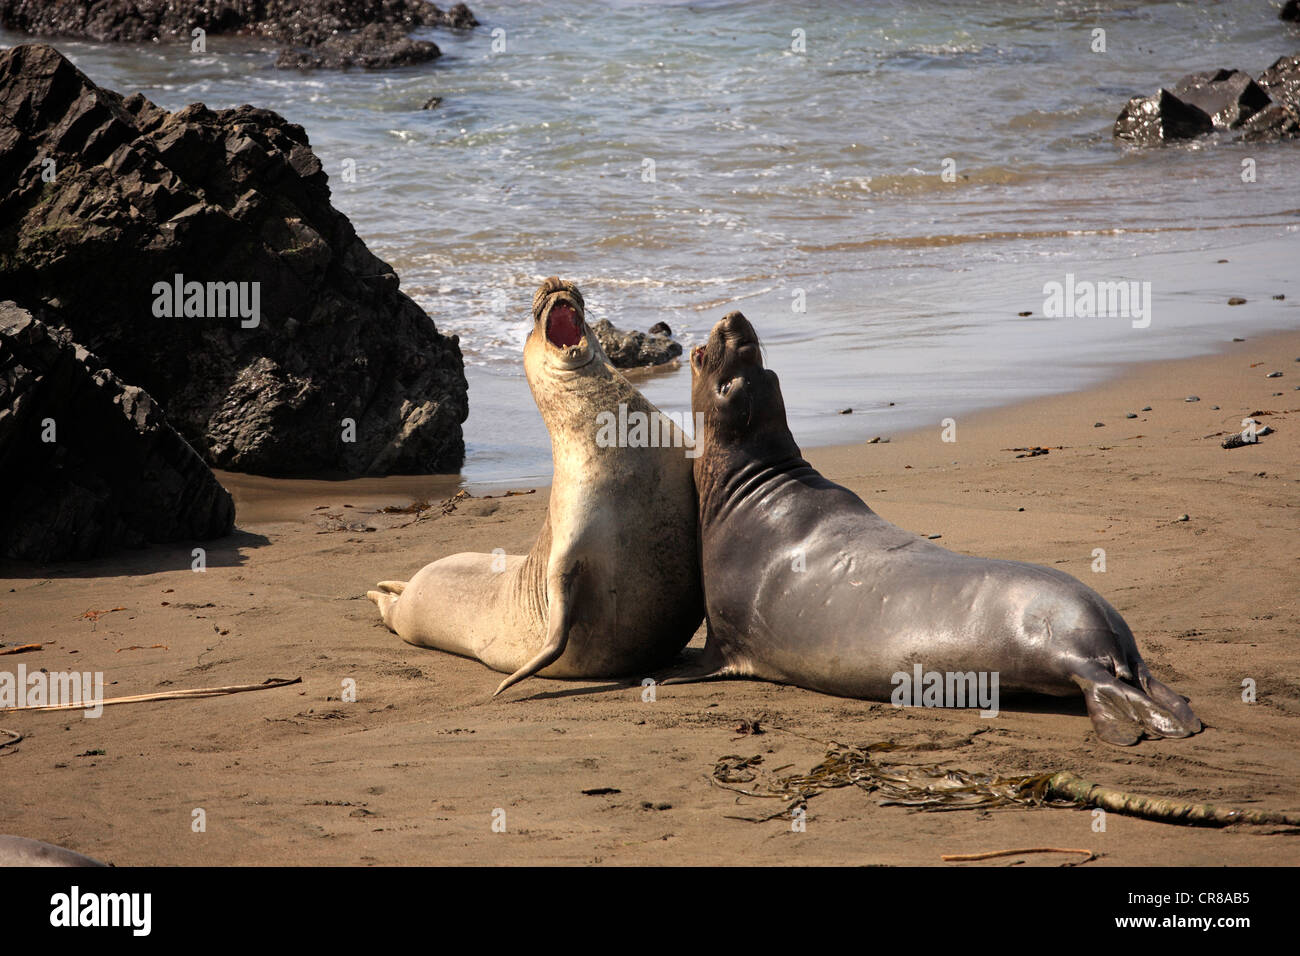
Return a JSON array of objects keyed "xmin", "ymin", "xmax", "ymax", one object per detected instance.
[
  {"xmin": 942, "ymin": 847, "xmax": 1095, "ymax": 863},
  {"xmin": 0, "ymin": 644, "xmax": 41, "ymax": 656},
  {"xmin": 2, "ymin": 677, "xmax": 302, "ymax": 713}
]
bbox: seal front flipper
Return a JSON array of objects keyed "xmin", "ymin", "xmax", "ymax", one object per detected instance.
[
  {"xmin": 1071, "ymin": 661, "xmax": 1201, "ymax": 746},
  {"xmin": 492, "ymin": 561, "xmax": 582, "ymax": 697},
  {"xmin": 656, "ymin": 624, "xmax": 739, "ymax": 685}
]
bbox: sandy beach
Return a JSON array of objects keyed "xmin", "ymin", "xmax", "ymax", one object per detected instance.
[{"xmin": 2, "ymin": 328, "xmax": 1297, "ymax": 866}]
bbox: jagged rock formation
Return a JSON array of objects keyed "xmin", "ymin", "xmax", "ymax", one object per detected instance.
[
  {"xmin": 1, "ymin": 302, "xmax": 235, "ymax": 561},
  {"xmin": 0, "ymin": 1, "xmax": 478, "ymax": 70},
  {"xmin": 1114, "ymin": 57, "xmax": 1300, "ymax": 145},
  {"xmin": 592, "ymin": 319, "xmax": 683, "ymax": 368},
  {"xmin": 0, "ymin": 44, "xmax": 468, "ymax": 477}
]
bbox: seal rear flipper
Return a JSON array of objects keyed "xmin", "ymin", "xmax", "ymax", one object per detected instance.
[
  {"xmin": 1137, "ymin": 664, "xmax": 1202, "ymax": 736},
  {"xmin": 1071, "ymin": 663, "xmax": 1201, "ymax": 746},
  {"xmin": 366, "ymin": 580, "xmax": 407, "ymax": 631}
]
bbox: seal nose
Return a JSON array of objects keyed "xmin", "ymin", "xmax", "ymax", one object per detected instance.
[{"xmin": 720, "ymin": 310, "xmax": 757, "ymax": 343}]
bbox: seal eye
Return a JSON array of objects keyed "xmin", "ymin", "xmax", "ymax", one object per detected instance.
[{"xmin": 718, "ymin": 380, "xmax": 732, "ymax": 397}]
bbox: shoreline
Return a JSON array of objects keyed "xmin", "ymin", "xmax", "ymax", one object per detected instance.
[
  {"xmin": 213, "ymin": 323, "xmax": 1300, "ymax": 520},
  {"xmin": 1, "ymin": 324, "xmax": 1296, "ymax": 865}
]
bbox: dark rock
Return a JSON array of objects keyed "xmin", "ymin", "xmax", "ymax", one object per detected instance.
[
  {"xmin": 1282, "ymin": 1, "xmax": 1300, "ymax": 24},
  {"xmin": 1258, "ymin": 54, "xmax": 1300, "ymax": 111},
  {"xmin": 0, "ymin": 302, "xmax": 234, "ymax": 561},
  {"xmin": 422, "ymin": 95, "xmax": 443, "ymax": 110},
  {"xmin": 1114, "ymin": 89, "xmax": 1213, "ymax": 145},
  {"xmin": 1239, "ymin": 102, "xmax": 1300, "ymax": 141},
  {"xmin": 276, "ymin": 23, "xmax": 439, "ymax": 70},
  {"xmin": 0, "ymin": 44, "xmax": 467, "ymax": 477},
  {"xmin": 1125, "ymin": 412, "xmax": 1137, "ymax": 418},
  {"xmin": 1171, "ymin": 69, "xmax": 1271, "ymax": 128},
  {"xmin": 0, "ymin": 1, "xmax": 478, "ymax": 71},
  {"xmin": 1228, "ymin": 297, "xmax": 1247, "ymax": 305},
  {"xmin": 1141, "ymin": 405, "xmax": 1152, "ymax": 411},
  {"xmin": 1267, "ymin": 371, "xmax": 1283, "ymax": 377},
  {"xmin": 648, "ymin": 321, "xmax": 672, "ymax": 337},
  {"xmin": 1114, "ymin": 57, "xmax": 1300, "ymax": 145},
  {"xmin": 592, "ymin": 319, "xmax": 683, "ymax": 368},
  {"xmin": 1186, "ymin": 396, "xmax": 1200, "ymax": 402}
]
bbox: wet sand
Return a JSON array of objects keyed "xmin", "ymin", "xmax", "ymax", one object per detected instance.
[{"xmin": 1, "ymin": 330, "xmax": 1297, "ymax": 866}]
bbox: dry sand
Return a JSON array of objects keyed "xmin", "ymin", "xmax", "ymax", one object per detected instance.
[{"xmin": 1, "ymin": 330, "xmax": 1297, "ymax": 866}]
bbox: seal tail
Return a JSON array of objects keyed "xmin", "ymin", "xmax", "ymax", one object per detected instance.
[
  {"xmin": 1070, "ymin": 661, "xmax": 1201, "ymax": 746},
  {"xmin": 366, "ymin": 580, "xmax": 408, "ymax": 630}
]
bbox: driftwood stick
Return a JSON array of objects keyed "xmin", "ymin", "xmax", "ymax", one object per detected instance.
[
  {"xmin": 942, "ymin": 847, "xmax": 1094, "ymax": 862},
  {"xmin": 2, "ymin": 677, "xmax": 302, "ymax": 713},
  {"xmin": 1043, "ymin": 771, "xmax": 1300, "ymax": 827}
]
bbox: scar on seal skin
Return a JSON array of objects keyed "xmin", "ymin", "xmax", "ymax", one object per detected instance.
[
  {"xmin": 368, "ymin": 278, "xmax": 703, "ymax": 696},
  {"xmin": 671, "ymin": 310, "xmax": 1200, "ymax": 747}
]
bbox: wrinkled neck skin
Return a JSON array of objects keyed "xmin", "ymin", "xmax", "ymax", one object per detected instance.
[
  {"xmin": 695, "ymin": 416, "xmax": 813, "ymax": 528},
  {"xmin": 524, "ymin": 331, "xmax": 632, "ymax": 475}
]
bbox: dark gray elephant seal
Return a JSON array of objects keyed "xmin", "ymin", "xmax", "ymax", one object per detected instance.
[
  {"xmin": 0, "ymin": 835, "xmax": 106, "ymax": 867},
  {"xmin": 669, "ymin": 311, "xmax": 1200, "ymax": 746},
  {"xmin": 369, "ymin": 278, "xmax": 703, "ymax": 695}
]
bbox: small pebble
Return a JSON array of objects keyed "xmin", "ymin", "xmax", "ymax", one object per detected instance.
[
  {"xmin": 868, "ymin": 436, "xmax": 881, "ymax": 443},
  {"xmin": 1274, "ymin": 294, "xmax": 1286, "ymax": 300},
  {"xmin": 1228, "ymin": 297, "xmax": 1246, "ymax": 306},
  {"xmin": 1018, "ymin": 311, "xmax": 1032, "ymax": 317},
  {"xmin": 1185, "ymin": 396, "xmax": 1200, "ymax": 402},
  {"xmin": 1176, "ymin": 514, "xmax": 1190, "ymax": 522},
  {"xmin": 1217, "ymin": 259, "xmax": 1229, "ymax": 263},
  {"xmin": 1125, "ymin": 412, "xmax": 1137, "ymax": 419},
  {"xmin": 839, "ymin": 408, "xmax": 852, "ymax": 415},
  {"xmin": 1267, "ymin": 371, "xmax": 1282, "ymax": 378},
  {"xmin": 1274, "ymin": 392, "xmax": 1284, "ymax": 397},
  {"xmin": 927, "ymin": 534, "xmax": 942, "ymax": 540},
  {"xmin": 1017, "ymin": 507, "xmax": 1025, "ymax": 512},
  {"xmin": 1094, "ymin": 421, "xmax": 1105, "ymax": 427},
  {"xmin": 1141, "ymin": 405, "xmax": 1152, "ymax": 411},
  {"xmin": 1211, "ymin": 405, "xmax": 1220, "ymax": 410},
  {"xmin": 1232, "ymin": 337, "xmax": 1245, "ymax": 342}
]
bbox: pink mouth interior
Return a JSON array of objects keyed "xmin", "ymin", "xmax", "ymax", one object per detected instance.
[{"xmin": 546, "ymin": 303, "xmax": 582, "ymax": 348}]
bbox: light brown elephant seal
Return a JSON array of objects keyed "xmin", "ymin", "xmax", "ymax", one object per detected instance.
[
  {"xmin": 0, "ymin": 835, "xmax": 107, "ymax": 867},
  {"xmin": 669, "ymin": 311, "xmax": 1200, "ymax": 746},
  {"xmin": 368, "ymin": 278, "xmax": 703, "ymax": 695}
]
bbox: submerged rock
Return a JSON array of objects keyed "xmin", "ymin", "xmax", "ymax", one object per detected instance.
[
  {"xmin": 592, "ymin": 319, "xmax": 683, "ymax": 368},
  {"xmin": 1113, "ymin": 89, "xmax": 1213, "ymax": 146},
  {"xmin": 276, "ymin": 22, "xmax": 441, "ymax": 70},
  {"xmin": 1114, "ymin": 57, "xmax": 1300, "ymax": 145},
  {"xmin": 0, "ymin": 44, "xmax": 468, "ymax": 477},
  {"xmin": 0, "ymin": 302, "xmax": 235, "ymax": 561},
  {"xmin": 0, "ymin": 1, "xmax": 478, "ymax": 71}
]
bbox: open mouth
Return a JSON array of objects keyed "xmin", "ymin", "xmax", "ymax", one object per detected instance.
[{"xmin": 546, "ymin": 302, "xmax": 583, "ymax": 348}]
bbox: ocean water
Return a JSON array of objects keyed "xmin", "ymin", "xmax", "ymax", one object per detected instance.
[{"xmin": 5, "ymin": 0, "xmax": 1298, "ymax": 483}]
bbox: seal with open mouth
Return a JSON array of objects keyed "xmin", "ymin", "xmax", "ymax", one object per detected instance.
[
  {"xmin": 368, "ymin": 278, "xmax": 703, "ymax": 695},
  {"xmin": 670, "ymin": 310, "xmax": 1200, "ymax": 746}
]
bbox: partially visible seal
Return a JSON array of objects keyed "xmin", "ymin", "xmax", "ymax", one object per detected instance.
[
  {"xmin": 672, "ymin": 311, "xmax": 1201, "ymax": 746},
  {"xmin": 0, "ymin": 835, "xmax": 106, "ymax": 867},
  {"xmin": 369, "ymin": 278, "xmax": 703, "ymax": 695}
]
